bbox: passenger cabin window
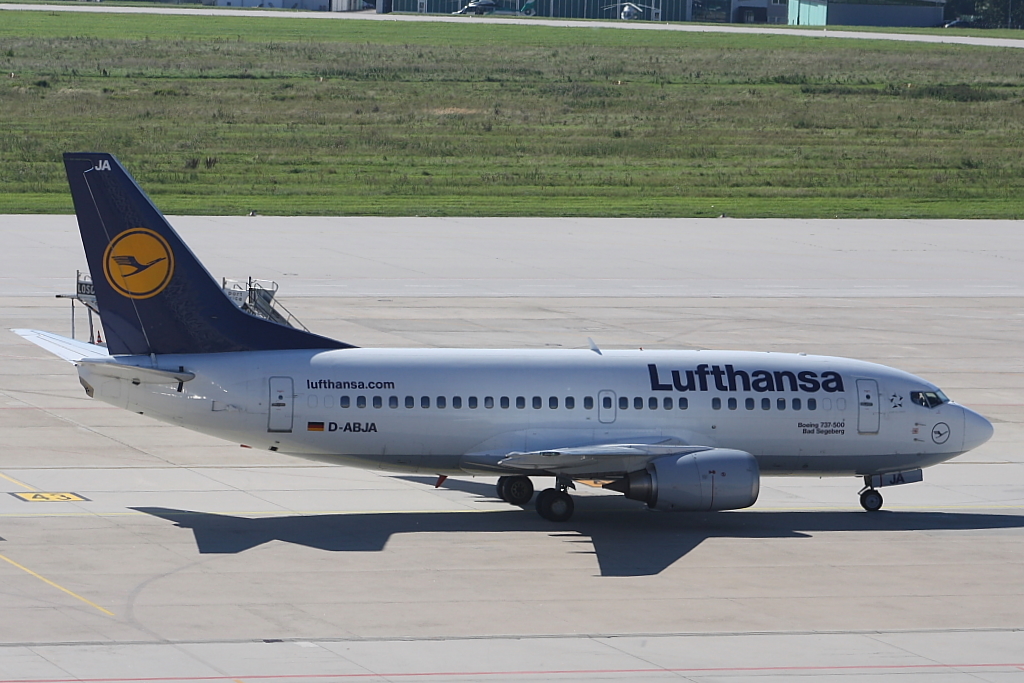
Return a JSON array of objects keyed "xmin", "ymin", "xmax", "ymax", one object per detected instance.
[
  {"xmin": 678, "ymin": 397, "xmax": 688, "ymax": 410},
  {"xmin": 421, "ymin": 396, "xmax": 430, "ymax": 409},
  {"xmin": 762, "ymin": 398, "xmax": 770, "ymax": 410},
  {"xmin": 373, "ymin": 396, "xmax": 382, "ymax": 409},
  {"xmin": 649, "ymin": 397, "xmax": 658, "ymax": 410},
  {"xmin": 357, "ymin": 396, "xmax": 366, "ymax": 409},
  {"xmin": 533, "ymin": 396, "xmax": 542, "ymax": 409},
  {"xmin": 603, "ymin": 396, "xmax": 613, "ymax": 410},
  {"xmin": 501, "ymin": 396, "xmax": 510, "ymax": 409},
  {"xmin": 485, "ymin": 397, "xmax": 494, "ymax": 409},
  {"xmin": 437, "ymin": 396, "xmax": 446, "ymax": 409},
  {"xmin": 406, "ymin": 396, "xmax": 414, "ymax": 409},
  {"xmin": 566, "ymin": 397, "xmax": 575, "ymax": 409},
  {"xmin": 469, "ymin": 397, "xmax": 478, "ymax": 409},
  {"xmin": 517, "ymin": 396, "xmax": 526, "ymax": 409},
  {"xmin": 808, "ymin": 398, "xmax": 817, "ymax": 410},
  {"xmin": 777, "ymin": 398, "xmax": 786, "ymax": 411},
  {"xmin": 584, "ymin": 396, "xmax": 594, "ymax": 410},
  {"xmin": 792, "ymin": 398, "xmax": 801, "ymax": 411},
  {"xmin": 712, "ymin": 397, "xmax": 721, "ymax": 410},
  {"xmin": 911, "ymin": 391, "xmax": 948, "ymax": 408},
  {"xmin": 663, "ymin": 397, "xmax": 673, "ymax": 410},
  {"xmin": 746, "ymin": 398, "xmax": 755, "ymax": 410},
  {"xmin": 341, "ymin": 396, "xmax": 350, "ymax": 408},
  {"xmin": 634, "ymin": 397, "xmax": 643, "ymax": 410},
  {"xmin": 389, "ymin": 396, "xmax": 398, "ymax": 409},
  {"xmin": 619, "ymin": 397, "xmax": 628, "ymax": 410},
  {"xmin": 549, "ymin": 397, "xmax": 558, "ymax": 409},
  {"xmin": 452, "ymin": 396, "xmax": 462, "ymax": 409}
]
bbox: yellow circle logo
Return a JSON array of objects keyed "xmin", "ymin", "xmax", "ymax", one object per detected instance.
[{"xmin": 103, "ymin": 228, "xmax": 174, "ymax": 300}]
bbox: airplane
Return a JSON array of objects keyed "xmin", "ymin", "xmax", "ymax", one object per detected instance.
[
  {"xmin": 603, "ymin": 2, "xmax": 655, "ymax": 19},
  {"xmin": 453, "ymin": 0, "xmax": 536, "ymax": 15},
  {"xmin": 14, "ymin": 153, "xmax": 994, "ymax": 523},
  {"xmin": 452, "ymin": 0, "xmax": 497, "ymax": 15}
]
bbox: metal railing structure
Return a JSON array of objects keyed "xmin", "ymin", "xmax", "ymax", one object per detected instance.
[{"xmin": 220, "ymin": 277, "xmax": 310, "ymax": 332}]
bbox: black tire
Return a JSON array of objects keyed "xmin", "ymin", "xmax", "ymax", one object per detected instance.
[
  {"xmin": 860, "ymin": 489, "xmax": 883, "ymax": 512},
  {"xmin": 504, "ymin": 476, "xmax": 534, "ymax": 506},
  {"xmin": 536, "ymin": 488, "xmax": 574, "ymax": 522},
  {"xmin": 496, "ymin": 476, "xmax": 510, "ymax": 501}
]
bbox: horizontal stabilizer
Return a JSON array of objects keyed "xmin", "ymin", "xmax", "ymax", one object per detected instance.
[
  {"xmin": 11, "ymin": 329, "xmax": 109, "ymax": 363},
  {"xmin": 78, "ymin": 358, "xmax": 195, "ymax": 385},
  {"xmin": 499, "ymin": 439, "xmax": 709, "ymax": 472}
]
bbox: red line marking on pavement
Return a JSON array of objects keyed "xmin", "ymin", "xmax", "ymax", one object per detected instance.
[{"xmin": 1, "ymin": 661, "xmax": 1024, "ymax": 682}]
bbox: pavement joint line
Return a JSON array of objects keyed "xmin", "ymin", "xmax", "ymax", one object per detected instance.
[
  {"xmin": 0, "ymin": 509, "xmax": 508, "ymax": 518},
  {"xmin": 3, "ymin": 660, "xmax": 1024, "ymax": 683},
  {"xmin": 2, "ymin": 626, "xmax": 1024, "ymax": 648},
  {"xmin": 0, "ymin": 389, "xmax": 155, "ymax": 460},
  {"xmin": 0, "ymin": 552, "xmax": 114, "ymax": 617},
  {"xmin": 0, "ymin": 472, "xmax": 37, "ymax": 492}
]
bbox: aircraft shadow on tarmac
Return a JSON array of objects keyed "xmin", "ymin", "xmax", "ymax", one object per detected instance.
[{"xmin": 132, "ymin": 480, "xmax": 1024, "ymax": 577}]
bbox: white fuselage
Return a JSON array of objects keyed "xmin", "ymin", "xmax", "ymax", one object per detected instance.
[{"xmin": 79, "ymin": 348, "xmax": 992, "ymax": 479}]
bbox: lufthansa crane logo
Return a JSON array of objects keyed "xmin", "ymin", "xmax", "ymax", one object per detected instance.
[
  {"xmin": 931, "ymin": 422, "xmax": 950, "ymax": 445},
  {"xmin": 102, "ymin": 228, "xmax": 174, "ymax": 299}
]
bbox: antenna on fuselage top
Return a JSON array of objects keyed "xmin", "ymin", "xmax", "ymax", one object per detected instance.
[{"xmin": 588, "ymin": 337, "xmax": 602, "ymax": 355}]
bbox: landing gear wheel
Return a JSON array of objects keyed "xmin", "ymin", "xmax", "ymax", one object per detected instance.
[
  {"xmin": 496, "ymin": 476, "xmax": 510, "ymax": 501},
  {"xmin": 503, "ymin": 476, "xmax": 534, "ymax": 506},
  {"xmin": 860, "ymin": 489, "xmax": 883, "ymax": 512},
  {"xmin": 536, "ymin": 488, "xmax": 574, "ymax": 522}
]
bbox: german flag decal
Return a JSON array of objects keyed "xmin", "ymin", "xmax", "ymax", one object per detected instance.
[{"xmin": 307, "ymin": 421, "xmax": 325, "ymax": 432}]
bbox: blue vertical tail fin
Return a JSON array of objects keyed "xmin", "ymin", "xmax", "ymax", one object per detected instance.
[{"xmin": 63, "ymin": 152, "xmax": 353, "ymax": 356}]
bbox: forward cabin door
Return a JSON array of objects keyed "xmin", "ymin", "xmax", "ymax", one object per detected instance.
[
  {"xmin": 268, "ymin": 376, "xmax": 294, "ymax": 433},
  {"xmin": 857, "ymin": 378, "xmax": 880, "ymax": 434}
]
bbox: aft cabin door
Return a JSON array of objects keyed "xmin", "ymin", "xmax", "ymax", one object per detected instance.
[
  {"xmin": 268, "ymin": 376, "xmax": 294, "ymax": 433},
  {"xmin": 857, "ymin": 378, "xmax": 880, "ymax": 434}
]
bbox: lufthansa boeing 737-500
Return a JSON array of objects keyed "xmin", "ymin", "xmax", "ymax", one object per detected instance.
[{"xmin": 14, "ymin": 153, "xmax": 994, "ymax": 522}]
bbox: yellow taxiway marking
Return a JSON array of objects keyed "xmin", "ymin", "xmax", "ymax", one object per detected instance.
[
  {"xmin": 10, "ymin": 492, "xmax": 88, "ymax": 502},
  {"xmin": 0, "ymin": 552, "xmax": 114, "ymax": 616},
  {"xmin": 0, "ymin": 471, "xmax": 37, "ymax": 491}
]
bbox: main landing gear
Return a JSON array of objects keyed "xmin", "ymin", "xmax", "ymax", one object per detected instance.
[
  {"xmin": 496, "ymin": 476, "xmax": 576, "ymax": 522},
  {"xmin": 536, "ymin": 487, "xmax": 574, "ymax": 522},
  {"xmin": 496, "ymin": 475, "xmax": 534, "ymax": 506}
]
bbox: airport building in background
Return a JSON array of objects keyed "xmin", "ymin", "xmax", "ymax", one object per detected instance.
[
  {"xmin": 212, "ymin": 0, "xmax": 945, "ymax": 27},
  {"xmin": 390, "ymin": 0, "xmax": 945, "ymax": 25}
]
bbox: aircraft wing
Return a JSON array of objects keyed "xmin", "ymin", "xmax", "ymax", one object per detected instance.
[
  {"xmin": 497, "ymin": 439, "xmax": 711, "ymax": 476},
  {"xmin": 11, "ymin": 329, "xmax": 109, "ymax": 363}
]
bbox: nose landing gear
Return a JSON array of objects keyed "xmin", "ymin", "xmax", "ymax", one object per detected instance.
[{"xmin": 859, "ymin": 487, "xmax": 883, "ymax": 512}]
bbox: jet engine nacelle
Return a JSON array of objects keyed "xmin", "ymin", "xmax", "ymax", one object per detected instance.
[{"xmin": 606, "ymin": 449, "xmax": 760, "ymax": 511}]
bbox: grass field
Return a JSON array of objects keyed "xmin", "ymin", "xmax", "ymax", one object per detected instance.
[{"xmin": 2, "ymin": 9, "xmax": 1024, "ymax": 217}]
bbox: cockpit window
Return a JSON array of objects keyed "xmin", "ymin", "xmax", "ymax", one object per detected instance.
[{"xmin": 911, "ymin": 390, "xmax": 949, "ymax": 408}]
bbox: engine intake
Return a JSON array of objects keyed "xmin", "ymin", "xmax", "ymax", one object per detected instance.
[{"xmin": 604, "ymin": 449, "xmax": 760, "ymax": 511}]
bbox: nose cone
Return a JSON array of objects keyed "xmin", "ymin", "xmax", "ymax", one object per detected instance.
[{"xmin": 961, "ymin": 406, "xmax": 994, "ymax": 452}]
